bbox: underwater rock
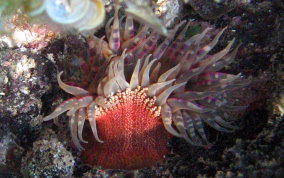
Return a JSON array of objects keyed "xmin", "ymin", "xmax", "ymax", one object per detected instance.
[
  {"xmin": 0, "ymin": 126, "xmax": 23, "ymax": 177},
  {"xmin": 21, "ymin": 129, "xmax": 75, "ymax": 178},
  {"xmin": 12, "ymin": 23, "xmax": 55, "ymax": 50},
  {"xmin": 186, "ymin": 0, "xmax": 239, "ymax": 20},
  {"xmin": 220, "ymin": 117, "xmax": 284, "ymax": 177},
  {"xmin": 0, "ymin": 48, "xmax": 55, "ymax": 133}
]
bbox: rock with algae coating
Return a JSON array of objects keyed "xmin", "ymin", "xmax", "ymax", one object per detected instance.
[
  {"xmin": 0, "ymin": 126, "xmax": 24, "ymax": 177},
  {"xmin": 0, "ymin": 47, "xmax": 56, "ymax": 136},
  {"xmin": 21, "ymin": 129, "xmax": 75, "ymax": 178}
]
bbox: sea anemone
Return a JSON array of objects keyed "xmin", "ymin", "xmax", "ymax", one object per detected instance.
[{"xmin": 43, "ymin": 5, "xmax": 250, "ymax": 169}]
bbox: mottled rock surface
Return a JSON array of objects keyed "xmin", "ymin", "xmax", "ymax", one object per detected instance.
[
  {"xmin": 185, "ymin": 0, "xmax": 245, "ymax": 20},
  {"xmin": 21, "ymin": 129, "xmax": 75, "ymax": 178},
  {"xmin": 0, "ymin": 126, "xmax": 23, "ymax": 177},
  {"xmin": 0, "ymin": 48, "xmax": 55, "ymax": 134}
]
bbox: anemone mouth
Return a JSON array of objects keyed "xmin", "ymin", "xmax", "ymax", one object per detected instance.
[{"xmin": 95, "ymin": 87, "xmax": 161, "ymax": 120}]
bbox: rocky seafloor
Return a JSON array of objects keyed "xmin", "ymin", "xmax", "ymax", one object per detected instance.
[{"xmin": 0, "ymin": 0, "xmax": 283, "ymax": 177}]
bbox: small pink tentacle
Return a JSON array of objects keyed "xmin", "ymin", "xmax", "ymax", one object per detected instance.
[
  {"xmin": 57, "ymin": 72, "xmax": 89, "ymax": 96},
  {"xmin": 43, "ymin": 97, "xmax": 78, "ymax": 121},
  {"xmin": 124, "ymin": 15, "xmax": 134, "ymax": 40},
  {"xmin": 109, "ymin": 5, "xmax": 121, "ymax": 52}
]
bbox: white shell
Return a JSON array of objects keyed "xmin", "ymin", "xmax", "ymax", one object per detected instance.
[{"xmin": 44, "ymin": 0, "xmax": 105, "ymax": 32}]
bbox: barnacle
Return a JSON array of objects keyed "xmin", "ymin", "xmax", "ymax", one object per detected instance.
[{"xmin": 43, "ymin": 4, "xmax": 250, "ymax": 169}]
